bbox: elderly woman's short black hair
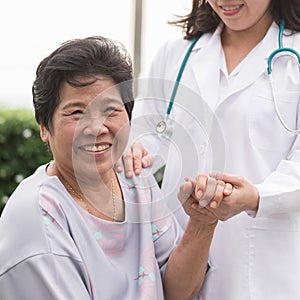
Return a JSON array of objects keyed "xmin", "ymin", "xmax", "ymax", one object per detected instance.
[{"xmin": 32, "ymin": 36, "xmax": 134, "ymax": 131}]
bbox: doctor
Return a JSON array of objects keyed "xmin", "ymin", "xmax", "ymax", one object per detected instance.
[{"xmin": 126, "ymin": 0, "xmax": 300, "ymax": 299}]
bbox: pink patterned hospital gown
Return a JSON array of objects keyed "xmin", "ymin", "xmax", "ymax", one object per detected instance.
[{"xmin": 0, "ymin": 164, "xmax": 182, "ymax": 300}]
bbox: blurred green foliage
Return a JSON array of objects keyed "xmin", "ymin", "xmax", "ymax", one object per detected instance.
[{"xmin": 0, "ymin": 108, "xmax": 52, "ymax": 215}]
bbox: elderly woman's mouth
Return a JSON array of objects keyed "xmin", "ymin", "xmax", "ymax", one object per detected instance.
[{"xmin": 79, "ymin": 144, "xmax": 111, "ymax": 153}]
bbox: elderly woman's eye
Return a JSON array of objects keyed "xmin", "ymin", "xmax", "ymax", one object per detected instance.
[
  {"xmin": 72, "ymin": 110, "xmax": 83, "ymax": 115},
  {"xmin": 104, "ymin": 106, "xmax": 117, "ymax": 114}
]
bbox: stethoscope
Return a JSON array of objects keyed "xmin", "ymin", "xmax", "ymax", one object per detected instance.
[
  {"xmin": 156, "ymin": 20, "xmax": 300, "ymax": 138},
  {"xmin": 267, "ymin": 20, "xmax": 300, "ymax": 134}
]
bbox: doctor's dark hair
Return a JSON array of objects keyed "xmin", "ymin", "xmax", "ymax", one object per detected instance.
[
  {"xmin": 171, "ymin": 0, "xmax": 300, "ymax": 40},
  {"xmin": 32, "ymin": 36, "xmax": 134, "ymax": 131}
]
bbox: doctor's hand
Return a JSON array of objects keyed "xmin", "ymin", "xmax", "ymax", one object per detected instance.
[
  {"xmin": 115, "ymin": 142, "xmax": 153, "ymax": 178},
  {"xmin": 206, "ymin": 173, "xmax": 260, "ymax": 221}
]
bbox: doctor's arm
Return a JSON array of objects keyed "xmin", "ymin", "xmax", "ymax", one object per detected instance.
[
  {"xmin": 207, "ymin": 142, "xmax": 300, "ymax": 220},
  {"xmin": 251, "ymin": 92, "xmax": 300, "ymax": 217},
  {"xmin": 254, "ymin": 140, "xmax": 300, "ymax": 217}
]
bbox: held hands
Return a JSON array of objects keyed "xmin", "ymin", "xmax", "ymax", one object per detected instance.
[
  {"xmin": 181, "ymin": 173, "xmax": 260, "ymax": 221},
  {"xmin": 177, "ymin": 175, "xmax": 232, "ymax": 225},
  {"xmin": 206, "ymin": 173, "xmax": 259, "ymax": 221},
  {"xmin": 117, "ymin": 142, "xmax": 260, "ymax": 222}
]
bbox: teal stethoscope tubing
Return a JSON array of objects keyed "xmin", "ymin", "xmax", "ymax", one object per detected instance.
[
  {"xmin": 157, "ymin": 20, "xmax": 300, "ymax": 137},
  {"xmin": 267, "ymin": 20, "xmax": 300, "ymax": 74},
  {"xmin": 268, "ymin": 20, "xmax": 300, "ymax": 134},
  {"xmin": 156, "ymin": 34, "xmax": 201, "ymax": 137},
  {"xmin": 166, "ymin": 35, "xmax": 202, "ymax": 115}
]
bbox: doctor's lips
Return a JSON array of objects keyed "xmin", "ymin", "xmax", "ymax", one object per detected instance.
[
  {"xmin": 220, "ymin": 4, "xmax": 244, "ymax": 14},
  {"xmin": 220, "ymin": 4, "xmax": 244, "ymax": 11}
]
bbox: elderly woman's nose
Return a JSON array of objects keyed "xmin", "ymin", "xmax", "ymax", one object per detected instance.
[{"xmin": 83, "ymin": 116, "xmax": 109, "ymax": 136}]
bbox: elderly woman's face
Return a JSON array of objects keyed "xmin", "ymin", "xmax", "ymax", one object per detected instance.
[{"xmin": 41, "ymin": 75, "xmax": 130, "ymax": 178}]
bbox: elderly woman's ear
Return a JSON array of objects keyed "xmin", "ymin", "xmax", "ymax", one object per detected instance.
[{"xmin": 40, "ymin": 124, "xmax": 50, "ymax": 142}]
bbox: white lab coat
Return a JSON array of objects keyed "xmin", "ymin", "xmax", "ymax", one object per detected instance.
[{"xmin": 132, "ymin": 22, "xmax": 300, "ymax": 300}]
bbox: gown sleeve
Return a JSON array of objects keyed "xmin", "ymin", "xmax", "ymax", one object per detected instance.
[
  {"xmin": 0, "ymin": 253, "xmax": 92, "ymax": 300},
  {"xmin": 147, "ymin": 173, "xmax": 183, "ymax": 273}
]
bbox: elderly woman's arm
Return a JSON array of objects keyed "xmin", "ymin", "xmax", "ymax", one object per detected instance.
[{"xmin": 163, "ymin": 178, "xmax": 218, "ymax": 300}]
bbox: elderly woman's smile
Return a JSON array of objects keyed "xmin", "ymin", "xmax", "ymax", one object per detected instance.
[
  {"xmin": 40, "ymin": 76, "xmax": 130, "ymax": 179},
  {"xmin": 79, "ymin": 143, "xmax": 111, "ymax": 153}
]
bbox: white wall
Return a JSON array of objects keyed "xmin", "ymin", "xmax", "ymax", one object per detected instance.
[
  {"xmin": 0, "ymin": 0, "xmax": 191, "ymax": 109},
  {"xmin": 140, "ymin": 0, "xmax": 191, "ymax": 77}
]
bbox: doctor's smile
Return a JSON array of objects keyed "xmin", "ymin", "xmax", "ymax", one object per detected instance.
[{"xmin": 219, "ymin": 4, "xmax": 244, "ymax": 13}]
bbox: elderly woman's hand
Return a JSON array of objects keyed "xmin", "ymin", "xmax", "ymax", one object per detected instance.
[{"xmin": 177, "ymin": 176, "xmax": 217, "ymax": 225}]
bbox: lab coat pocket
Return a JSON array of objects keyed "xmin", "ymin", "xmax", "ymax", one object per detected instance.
[
  {"xmin": 249, "ymin": 217, "xmax": 300, "ymax": 299},
  {"xmin": 249, "ymin": 89, "xmax": 299, "ymax": 152}
]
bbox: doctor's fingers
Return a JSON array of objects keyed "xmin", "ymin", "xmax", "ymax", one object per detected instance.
[
  {"xmin": 115, "ymin": 157, "xmax": 124, "ymax": 174},
  {"xmin": 120, "ymin": 142, "xmax": 144, "ymax": 178},
  {"xmin": 121, "ymin": 149, "xmax": 134, "ymax": 178},
  {"xmin": 209, "ymin": 171, "xmax": 233, "ymax": 197},
  {"xmin": 208, "ymin": 182, "xmax": 233, "ymax": 209},
  {"xmin": 195, "ymin": 175, "xmax": 220, "ymax": 207},
  {"xmin": 141, "ymin": 154, "xmax": 153, "ymax": 169},
  {"xmin": 205, "ymin": 201, "xmax": 240, "ymax": 222},
  {"xmin": 131, "ymin": 142, "xmax": 153, "ymax": 175}
]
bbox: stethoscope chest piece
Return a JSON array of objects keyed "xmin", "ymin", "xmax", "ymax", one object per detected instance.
[
  {"xmin": 156, "ymin": 120, "xmax": 167, "ymax": 134},
  {"xmin": 156, "ymin": 35, "xmax": 201, "ymax": 140},
  {"xmin": 156, "ymin": 116, "xmax": 174, "ymax": 139}
]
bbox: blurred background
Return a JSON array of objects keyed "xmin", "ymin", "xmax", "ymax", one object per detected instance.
[
  {"xmin": 0, "ymin": 0, "xmax": 191, "ymax": 109},
  {"xmin": 0, "ymin": 0, "xmax": 191, "ymax": 213}
]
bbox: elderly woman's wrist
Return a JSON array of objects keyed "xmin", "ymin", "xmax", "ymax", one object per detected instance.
[{"xmin": 186, "ymin": 218, "xmax": 218, "ymax": 239}]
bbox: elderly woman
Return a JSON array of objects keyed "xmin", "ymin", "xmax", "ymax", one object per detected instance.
[{"xmin": 0, "ymin": 36, "xmax": 224, "ymax": 300}]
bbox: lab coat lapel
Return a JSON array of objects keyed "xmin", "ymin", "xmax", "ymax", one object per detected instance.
[
  {"xmin": 188, "ymin": 22, "xmax": 280, "ymax": 109},
  {"xmin": 218, "ymin": 22, "xmax": 279, "ymax": 105},
  {"xmin": 188, "ymin": 30, "xmax": 222, "ymax": 111}
]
